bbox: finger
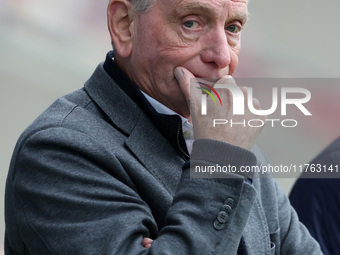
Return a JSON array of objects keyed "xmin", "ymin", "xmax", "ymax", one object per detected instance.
[
  {"xmin": 214, "ymin": 76, "xmax": 238, "ymax": 107},
  {"xmin": 143, "ymin": 237, "xmax": 153, "ymax": 249},
  {"xmin": 240, "ymin": 86, "xmax": 261, "ymax": 110},
  {"xmin": 174, "ymin": 67, "xmax": 201, "ymax": 110},
  {"xmin": 252, "ymin": 98, "xmax": 261, "ymax": 110},
  {"xmin": 215, "ymin": 75, "xmax": 237, "ymax": 88},
  {"xmin": 174, "ymin": 67, "xmax": 196, "ymax": 102}
]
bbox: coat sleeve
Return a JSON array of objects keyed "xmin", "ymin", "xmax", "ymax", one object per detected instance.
[{"xmin": 6, "ymin": 127, "xmax": 258, "ymax": 255}]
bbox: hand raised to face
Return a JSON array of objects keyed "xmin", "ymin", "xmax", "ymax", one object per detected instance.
[{"xmin": 175, "ymin": 67, "xmax": 266, "ymax": 150}]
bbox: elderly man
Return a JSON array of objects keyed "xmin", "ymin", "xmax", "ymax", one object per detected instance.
[{"xmin": 5, "ymin": 0, "xmax": 322, "ymax": 254}]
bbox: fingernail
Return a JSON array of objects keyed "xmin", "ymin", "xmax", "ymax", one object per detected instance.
[{"xmin": 174, "ymin": 67, "xmax": 183, "ymax": 81}]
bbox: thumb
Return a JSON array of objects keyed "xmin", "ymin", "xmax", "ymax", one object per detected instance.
[{"xmin": 174, "ymin": 67, "xmax": 198, "ymax": 106}]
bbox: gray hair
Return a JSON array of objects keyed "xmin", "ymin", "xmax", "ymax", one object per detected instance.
[
  {"xmin": 109, "ymin": 0, "xmax": 154, "ymax": 12},
  {"xmin": 129, "ymin": 0, "xmax": 154, "ymax": 12},
  {"xmin": 109, "ymin": 0, "xmax": 154, "ymax": 51}
]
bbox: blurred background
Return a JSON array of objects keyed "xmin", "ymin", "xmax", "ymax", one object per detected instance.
[{"xmin": 1, "ymin": 0, "xmax": 340, "ymax": 253}]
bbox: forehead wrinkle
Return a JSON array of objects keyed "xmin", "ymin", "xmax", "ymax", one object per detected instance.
[
  {"xmin": 172, "ymin": 0, "xmax": 248, "ymax": 24},
  {"xmin": 229, "ymin": 0, "xmax": 248, "ymax": 23},
  {"xmin": 181, "ymin": 3, "xmax": 217, "ymax": 14},
  {"xmin": 173, "ymin": 1, "xmax": 224, "ymax": 18}
]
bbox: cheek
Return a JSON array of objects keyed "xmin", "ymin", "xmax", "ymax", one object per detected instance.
[
  {"xmin": 147, "ymin": 39, "xmax": 200, "ymax": 74},
  {"xmin": 229, "ymin": 47, "xmax": 240, "ymax": 75},
  {"xmin": 227, "ymin": 35, "xmax": 241, "ymax": 75},
  {"xmin": 133, "ymin": 13, "xmax": 201, "ymax": 68},
  {"xmin": 147, "ymin": 26, "xmax": 200, "ymax": 63},
  {"xmin": 134, "ymin": 27, "xmax": 173, "ymax": 64}
]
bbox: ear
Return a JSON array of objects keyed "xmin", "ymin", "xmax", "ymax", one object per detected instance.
[{"xmin": 107, "ymin": 0, "xmax": 134, "ymax": 58}]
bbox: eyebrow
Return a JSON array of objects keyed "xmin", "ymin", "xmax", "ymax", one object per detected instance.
[
  {"xmin": 231, "ymin": 12, "xmax": 248, "ymax": 25},
  {"xmin": 177, "ymin": 3, "xmax": 218, "ymax": 17},
  {"xmin": 174, "ymin": 2, "xmax": 248, "ymax": 25}
]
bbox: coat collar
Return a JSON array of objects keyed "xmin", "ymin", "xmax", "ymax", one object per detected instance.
[{"xmin": 84, "ymin": 61, "xmax": 140, "ymax": 136}]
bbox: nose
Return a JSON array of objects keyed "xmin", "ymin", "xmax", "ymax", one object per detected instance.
[{"xmin": 200, "ymin": 28, "xmax": 231, "ymax": 69}]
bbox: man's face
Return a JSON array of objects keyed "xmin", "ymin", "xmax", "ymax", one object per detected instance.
[{"xmin": 127, "ymin": 0, "xmax": 248, "ymax": 117}]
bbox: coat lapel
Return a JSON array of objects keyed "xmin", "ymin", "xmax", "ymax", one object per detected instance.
[
  {"xmin": 84, "ymin": 63, "xmax": 184, "ymax": 196},
  {"xmin": 84, "ymin": 63, "xmax": 141, "ymax": 135},
  {"xmin": 125, "ymin": 110, "xmax": 184, "ymax": 195}
]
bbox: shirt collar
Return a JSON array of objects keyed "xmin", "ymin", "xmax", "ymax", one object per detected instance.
[
  {"xmin": 140, "ymin": 91, "xmax": 191, "ymax": 127},
  {"xmin": 141, "ymin": 91, "xmax": 194, "ymax": 154}
]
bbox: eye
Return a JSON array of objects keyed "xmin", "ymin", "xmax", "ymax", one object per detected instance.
[
  {"xmin": 226, "ymin": 24, "xmax": 241, "ymax": 33},
  {"xmin": 183, "ymin": 20, "xmax": 200, "ymax": 29}
]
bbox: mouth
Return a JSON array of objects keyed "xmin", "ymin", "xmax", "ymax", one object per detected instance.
[{"xmin": 191, "ymin": 66, "xmax": 230, "ymax": 81}]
